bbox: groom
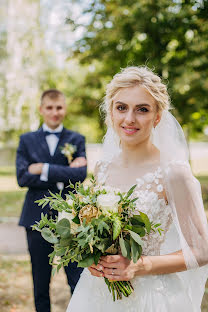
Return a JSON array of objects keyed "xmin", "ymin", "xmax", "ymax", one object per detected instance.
[{"xmin": 16, "ymin": 89, "xmax": 87, "ymax": 312}]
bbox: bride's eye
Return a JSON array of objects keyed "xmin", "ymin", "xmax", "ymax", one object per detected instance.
[
  {"xmin": 138, "ymin": 107, "xmax": 149, "ymax": 113},
  {"xmin": 117, "ymin": 105, "xmax": 126, "ymax": 111}
]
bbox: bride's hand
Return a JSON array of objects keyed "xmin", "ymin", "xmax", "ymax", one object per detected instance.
[
  {"xmin": 88, "ymin": 263, "xmax": 104, "ymax": 278},
  {"xmin": 99, "ymin": 255, "xmax": 146, "ymax": 281}
]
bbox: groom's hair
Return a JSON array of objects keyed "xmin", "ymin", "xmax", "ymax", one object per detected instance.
[{"xmin": 41, "ymin": 89, "xmax": 65, "ymax": 105}]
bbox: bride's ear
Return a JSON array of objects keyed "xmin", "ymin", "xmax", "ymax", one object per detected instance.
[{"xmin": 153, "ymin": 111, "xmax": 162, "ymax": 128}]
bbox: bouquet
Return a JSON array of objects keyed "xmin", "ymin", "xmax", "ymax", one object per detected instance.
[
  {"xmin": 60, "ymin": 143, "xmax": 77, "ymax": 163},
  {"xmin": 33, "ymin": 178, "xmax": 162, "ymax": 301}
]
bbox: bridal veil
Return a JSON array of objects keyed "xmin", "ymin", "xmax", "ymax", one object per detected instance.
[{"xmin": 102, "ymin": 110, "xmax": 208, "ymax": 309}]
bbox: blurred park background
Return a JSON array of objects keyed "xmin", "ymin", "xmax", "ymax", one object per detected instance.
[{"xmin": 0, "ymin": 0, "xmax": 208, "ymax": 311}]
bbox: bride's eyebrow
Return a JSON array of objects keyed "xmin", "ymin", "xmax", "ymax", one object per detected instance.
[{"xmin": 115, "ymin": 101, "xmax": 151, "ymax": 107}]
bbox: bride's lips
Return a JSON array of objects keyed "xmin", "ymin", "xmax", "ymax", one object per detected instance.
[{"xmin": 121, "ymin": 126, "xmax": 139, "ymax": 135}]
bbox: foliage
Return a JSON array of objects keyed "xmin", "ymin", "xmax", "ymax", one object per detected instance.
[
  {"xmin": 33, "ymin": 178, "xmax": 161, "ymax": 300},
  {"xmin": 66, "ymin": 0, "xmax": 208, "ymax": 137}
]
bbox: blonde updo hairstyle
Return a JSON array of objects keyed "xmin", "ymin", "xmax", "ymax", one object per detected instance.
[{"xmin": 102, "ymin": 66, "xmax": 170, "ymax": 127}]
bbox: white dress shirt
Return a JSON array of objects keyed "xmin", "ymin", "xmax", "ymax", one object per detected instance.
[{"xmin": 40, "ymin": 123, "xmax": 64, "ymax": 190}]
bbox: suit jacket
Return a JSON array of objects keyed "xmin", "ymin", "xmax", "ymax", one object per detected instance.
[{"xmin": 16, "ymin": 127, "xmax": 87, "ymax": 228}]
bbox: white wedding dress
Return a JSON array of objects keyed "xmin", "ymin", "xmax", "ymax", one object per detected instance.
[{"xmin": 67, "ymin": 160, "xmax": 206, "ymax": 312}]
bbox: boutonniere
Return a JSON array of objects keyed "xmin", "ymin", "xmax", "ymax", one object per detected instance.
[{"xmin": 60, "ymin": 143, "xmax": 77, "ymax": 164}]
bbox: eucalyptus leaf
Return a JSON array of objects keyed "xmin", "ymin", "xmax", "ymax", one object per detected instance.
[
  {"xmin": 56, "ymin": 218, "xmax": 71, "ymax": 238},
  {"xmin": 41, "ymin": 228, "xmax": 59, "ymax": 244},
  {"xmin": 56, "ymin": 247, "xmax": 67, "ymax": 257},
  {"xmin": 78, "ymin": 255, "xmax": 94, "ymax": 268},
  {"xmin": 60, "ymin": 236, "xmax": 73, "ymax": 247}
]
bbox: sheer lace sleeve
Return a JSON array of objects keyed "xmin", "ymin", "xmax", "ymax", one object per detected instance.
[
  {"xmin": 164, "ymin": 160, "xmax": 208, "ymax": 269},
  {"xmin": 94, "ymin": 160, "xmax": 109, "ymax": 185}
]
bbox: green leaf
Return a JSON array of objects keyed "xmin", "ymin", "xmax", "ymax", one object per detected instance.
[
  {"xmin": 52, "ymin": 266, "xmax": 57, "ymax": 276},
  {"xmin": 139, "ymin": 212, "xmax": 151, "ymax": 233},
  {"xmin": 97, "ymin": 220, "xmax": 110, "ymax": 235},
  {"xmin": 129, "ymin": 230, "xmax": 143, "ymax": 247},
  {"xmin": 119, "ymin": 235, "xmax": 127, "ymax": 257},
  {"xmin": 125, "ymin": 239, "xmax": 131, "ymax": 260},
  {"xmin": 56, "ymin": 218, "xmax": 71, "ymax": 238},
  {"xmin": 119, "ymin": 236, "xmax": 131, "ymax": 259},
  {"xmin": 94, "ymin": 251, "xmax": 102, "ymax": 265},
  {"xmin": 78, "ymin": 255, "xmax": 94, "ymax": 268},
  {"xmin": 130, "ymin": 215, "xmax": 144, "ymax": 226},
  {"xmin": 56, "ymin": 247, "xmax": 67, "ymax": 257},
  {"xmin": 49, "ymin": 250, "xmax": 56, "ymax": 265},
  {"xmin": 112, "ymin": 216, "xmax": 122, "ymax": 240},
  {"xmin": 41, "ymin": 228, "xmax": 59, "ymax": 244},
  {"xmin": 57, "ymin": 263, "xmax": 62, "ymax": 272},
  {"xmin": 154, "ymin": 223, "xmax": 162, "ymax": 228},
  {"xmin": 59, "ymin": 236, "xmax": 73, "ymax": 247},
  {"xmin": 72, "ymin": 215, "xmax": 80, "ymax": 224},
  {"xmin": 96, "ymin": 238, "xmax": 111, "ymax": 253},
  {"xmin": 126, "ymin": 185, "xmax": 137, "ymax": 198},
  {"xmin": 130, "ymin": 237, "xmax": 140, "ymax": 263},
  {"xmin": 131, "ymin": 225, "xmax": 146, "ymax": 237}
]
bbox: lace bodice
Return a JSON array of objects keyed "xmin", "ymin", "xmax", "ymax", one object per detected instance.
[{"xmin": 96, "ymin": 161, "xmax": 173, "ymax": 256}]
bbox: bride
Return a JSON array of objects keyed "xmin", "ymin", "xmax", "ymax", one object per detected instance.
[{"xmin": 67, "ymin": 66, "xmax": 208, "ymax": 311}]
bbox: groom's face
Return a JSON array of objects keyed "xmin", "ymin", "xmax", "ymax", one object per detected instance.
[{"xmin": 39, "ymin": 95, "xmax": 67, "ymax": 129}]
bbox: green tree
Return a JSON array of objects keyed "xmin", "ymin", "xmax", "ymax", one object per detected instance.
[{"xmin": 67, "ymin": 0, "xmax": 208, "ymax": 137}]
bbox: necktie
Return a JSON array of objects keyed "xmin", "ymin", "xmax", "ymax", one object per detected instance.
[{"xmin": 44, "ymin": 131, "xmax": 61, "ymax": 138}]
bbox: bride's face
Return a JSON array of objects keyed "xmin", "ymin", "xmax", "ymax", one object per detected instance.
[{"xmin": 111, "ymin": 85, "xmax": 161, "ymax": 146}]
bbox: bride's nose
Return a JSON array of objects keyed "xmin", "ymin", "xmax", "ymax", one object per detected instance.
[{"xmin": 125, "ymin": 110, "xmax": 136, "ymax": 124}]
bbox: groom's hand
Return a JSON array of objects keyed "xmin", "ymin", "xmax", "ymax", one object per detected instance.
[
  {"xmin": 28, "ymin": 163, "xmax": 43, "ymax": 175},
  {"xmin": 70, "ymin": 157, "xmax": 87, "ymax": 168}
]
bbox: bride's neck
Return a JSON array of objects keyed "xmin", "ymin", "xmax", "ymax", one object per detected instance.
[{"xmin": 120, "ymin": 138, "xmax": 158, "ymax": 168}]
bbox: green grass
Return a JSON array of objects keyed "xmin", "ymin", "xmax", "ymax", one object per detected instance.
[
  {"xmin": 0, "ymin": 190, "xmax": 26, "ymax": 218},
  {"xmin": 0, "ymin": 166, "xmax": 16, "ymax": 176}
]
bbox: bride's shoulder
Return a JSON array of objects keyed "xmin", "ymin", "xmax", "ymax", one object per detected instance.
[{"xmin": 164, "ymin": 160, "xmax": 192, "ymax": 181}]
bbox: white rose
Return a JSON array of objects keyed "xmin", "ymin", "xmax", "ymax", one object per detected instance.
[
  {"xmin": 97, "ymin": 194, "xmax": 120, "ymax": 215},
  {"xmin": 58, "ymin": 210, "xmax": 73, "ymax": 222}
]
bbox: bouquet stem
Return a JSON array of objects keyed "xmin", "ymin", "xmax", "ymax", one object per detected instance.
[{"xmin": 104, "ymin": 278, "xmax": 134, "ymax": 301}]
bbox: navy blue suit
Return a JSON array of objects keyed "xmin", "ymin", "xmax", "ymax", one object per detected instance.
[{"xmin": 16, "ymin": 127, "xmax": 87, "ymax": 312}]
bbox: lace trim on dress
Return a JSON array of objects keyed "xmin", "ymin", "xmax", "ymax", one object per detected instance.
[{"xmin": 95, "ymin": 161, "xmax": 174, "ymax": 256}]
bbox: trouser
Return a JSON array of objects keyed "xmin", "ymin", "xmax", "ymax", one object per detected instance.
[{"xmin": 26, "ymin": 229, "xmax": 83, "ymax": 312}]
